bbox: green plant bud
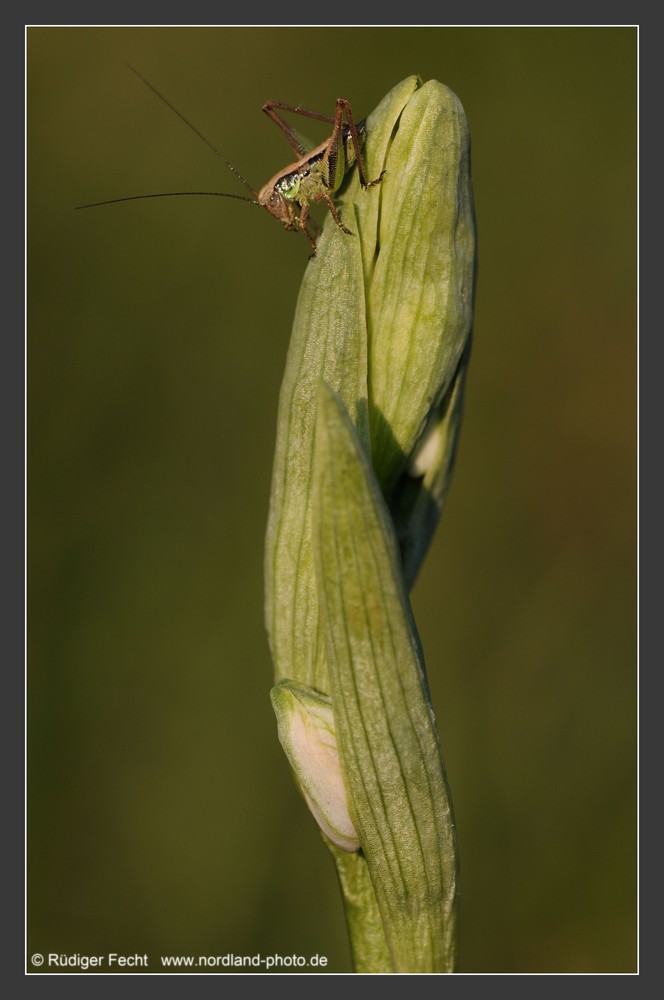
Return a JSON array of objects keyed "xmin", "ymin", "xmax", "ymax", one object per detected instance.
[
  {"xmin": 265, "ymin": 81, "xmax": 476, "ymax": 699},
  {"xmin": 271, "ymin": 680, "xmax": 360, "ymax": 853},
  {"xmin": 343, "ymin": 78, "xmax": 476, "ymax": 500},
  {"xmin": 266, "ymin": 78, "xmax": 475, "ymax": 972}
]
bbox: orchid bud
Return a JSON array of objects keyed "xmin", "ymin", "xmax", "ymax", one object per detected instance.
[{"xmin": 270, "ymin": 679, "xmax": 360, "ymax": 854}]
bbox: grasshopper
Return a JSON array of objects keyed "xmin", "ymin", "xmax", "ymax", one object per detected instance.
[{"xmin": 77, "ymin": 66, "xmax": 384, "ymax": 256}]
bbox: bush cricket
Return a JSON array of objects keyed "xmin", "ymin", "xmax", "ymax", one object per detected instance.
[{"xmin": 77, "ymin": 66, "xmax": 384, "ymax": 256}]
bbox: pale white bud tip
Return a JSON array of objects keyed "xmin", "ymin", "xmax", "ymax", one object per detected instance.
[
  {"xmin": 407, "ymin": 417, "xmax": 446, "ymax": 478},
  {"xmin": 271, "ymin": 680, "xmax": 360, "ymax": 853}
]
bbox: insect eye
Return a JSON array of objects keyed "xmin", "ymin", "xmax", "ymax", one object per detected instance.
[{"xmin": 269, "ymin": 192, "xmax": 280, "ymax": 206}]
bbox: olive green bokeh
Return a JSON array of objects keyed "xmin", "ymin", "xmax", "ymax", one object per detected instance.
[{"xmin": 28, "ymin": 26, "xmax": 636, "ymax": 972}]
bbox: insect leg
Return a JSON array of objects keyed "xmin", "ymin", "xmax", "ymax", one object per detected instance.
[
  {"xmin": 262, "ymin": 101, "xmax": 335, "ymax": 157},
  {"xmin": 263, "ymin": 101, "xmax": 335, "ymax": 125},
  {"xmin": 320, "ymin": 192, "xmax": 353, "ymax": 236},
  {"xmin": 296, "ymin": 203, "xmax": 319, "ymax": 256},
  {"xmin": 336, "ymin": 98, "xmax": 384, "ymax": 189}
]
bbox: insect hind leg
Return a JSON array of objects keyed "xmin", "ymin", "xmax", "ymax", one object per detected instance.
[{"xmin": 262, "ymin": 100, "xmax": 336, "ymax": 157}]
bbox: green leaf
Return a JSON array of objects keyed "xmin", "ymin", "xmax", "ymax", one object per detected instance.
[
  {"xmin": 264, "ymin": 216, "xmax": 369, "ymax": 692},
  {"xmin": 313, "ymin": 385, "xmax": 458, "ymax": 973},
  {"xmin": 327, "ymin": 844, "xmax": 393, "ymax": 974}
]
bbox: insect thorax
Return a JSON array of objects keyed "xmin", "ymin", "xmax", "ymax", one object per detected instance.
[
  {"xmin": 275, "ymin": 120, "xmax": 366, "ymax": 205},
  {"xmin": 278, "ymin": 172, "xmax": 303, "ymax": 202}
]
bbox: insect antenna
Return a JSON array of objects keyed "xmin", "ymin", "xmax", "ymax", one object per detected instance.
[
  {"xmin": 126, "ymin": 63, "xmax": 258, "ymax": 198},
  {"xmin": 76, "ymin": 191, "xmax": 260, "ymax": 210}
]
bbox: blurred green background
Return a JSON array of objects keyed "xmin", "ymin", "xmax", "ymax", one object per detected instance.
[{"xmin": 28, "ymin": 27, "xmax": 636, "ymax": 973}]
